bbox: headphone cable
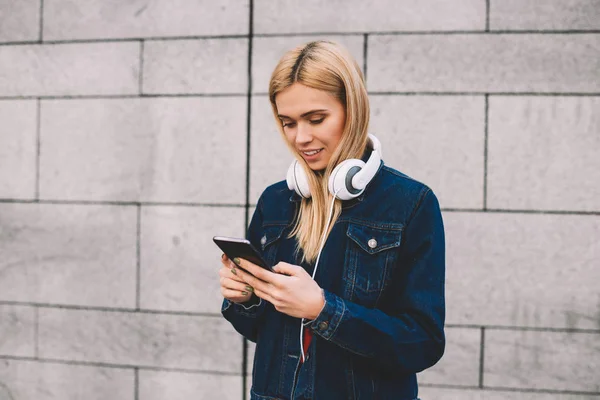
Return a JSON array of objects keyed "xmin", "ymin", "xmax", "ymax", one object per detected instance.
[{"xmin": 299, "ymin": 187, "xmax": 341, "ymax": 363}]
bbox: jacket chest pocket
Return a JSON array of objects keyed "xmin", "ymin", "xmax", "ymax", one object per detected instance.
[
  {"xmin": 343, "ymin": 222, "xmax": 403, "ymax": 306},
  {"xmin": 259, "ymin": 223, "xmax": 287, "ymax": 266}
]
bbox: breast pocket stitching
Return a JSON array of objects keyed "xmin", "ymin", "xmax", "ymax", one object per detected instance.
[
  {"xmin": 260, "ymin": 223, "xmax": 287, "ymax": 265},
  {"xmin": 344, "ymin": 222, "xmax": 403, "ymax": 305}
]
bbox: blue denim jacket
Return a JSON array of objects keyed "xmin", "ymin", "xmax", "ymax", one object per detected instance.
[{"xmin": 222, "ymin": 160, "xmax": 445, "ymax": 400}]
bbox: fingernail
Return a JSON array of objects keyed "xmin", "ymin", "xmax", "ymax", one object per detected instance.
[
  {"xmin": 231, "ymin": 268, "xmax": 237, "ymax": 276},
  {"xmin": 233, "ymin": 257, "xmax": 241, "ymax": 266},
  {"xmin": 241, "ymin": 291, "xmax": 248, "ymax": 296},
  {"xmin": 245, "ymin": 285, "xmax": 254, "ymax": 292},
  {"xmin": 221, "ymin": 253, "xmax": 226, "ymax": 260}
]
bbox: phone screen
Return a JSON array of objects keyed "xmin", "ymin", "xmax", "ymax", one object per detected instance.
[{"xmin": 213, "ymin": 236, "xmax": 272, "ymax": 272}]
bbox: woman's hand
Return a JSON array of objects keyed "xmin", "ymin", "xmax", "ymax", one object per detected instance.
[
  {"xmin": 219, "ymin": 254, "xmax": 254, "ymax": 304},
  {"xmin": 232, "ymin": 258, "xmax": 325, "ymax": 320}
]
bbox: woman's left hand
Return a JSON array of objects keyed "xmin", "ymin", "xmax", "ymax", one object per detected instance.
[{"xmin": 232, "ymin": 258, "xmax": 325, "ymax": 320}]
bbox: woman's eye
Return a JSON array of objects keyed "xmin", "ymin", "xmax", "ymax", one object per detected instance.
[
  {"xmin": 309, "ymin": 118, "xmax": 325, "ymax": 125},
  {"xmin": 282, "ymin": 122, "xmax": 296, "ymax": 128}
]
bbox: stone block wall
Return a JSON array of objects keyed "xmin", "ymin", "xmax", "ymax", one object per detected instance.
[{"xmin": 0, "ymin": 1, "xmax": 599, "ymax": 399}]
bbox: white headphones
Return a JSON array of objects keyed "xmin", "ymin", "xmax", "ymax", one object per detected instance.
[{"xmin": 286, "ymin": 134, "xmax": 382, "ymax": 201}]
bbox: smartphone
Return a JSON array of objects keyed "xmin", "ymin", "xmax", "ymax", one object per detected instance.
[{"xmin": 213, "ymin": 236, "xmax": 273, "ymax": 272}]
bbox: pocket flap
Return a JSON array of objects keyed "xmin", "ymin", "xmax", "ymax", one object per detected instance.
[
  {"xmin": 346, "ymin": 222, "xmax": 403, "ymax": 254},
  {"xmin": 260, "ymin": 224, "xmax": 287, "ymax": 250}
]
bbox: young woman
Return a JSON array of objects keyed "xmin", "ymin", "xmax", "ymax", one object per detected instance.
[{"xmin": 219, "ymin": 40, "xmax": 445, "ymax": 400}]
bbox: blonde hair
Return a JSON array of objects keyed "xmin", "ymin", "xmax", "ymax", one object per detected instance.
[{"xmin": 268, "ymin": 40, "xmax": 370, "ymax": 264}]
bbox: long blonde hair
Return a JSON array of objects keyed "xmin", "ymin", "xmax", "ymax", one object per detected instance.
[{"xmin": 268, "ymin": 40, "xmax": 370, "ymax": 264}]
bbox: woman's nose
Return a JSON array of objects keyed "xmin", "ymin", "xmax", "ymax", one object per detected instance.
[{"xmin": 295, "ymin": 123, "xmax": 312, "ymax": 144}]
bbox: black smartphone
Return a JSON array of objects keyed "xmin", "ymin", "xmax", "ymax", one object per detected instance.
[{"xmin": 213, "ymin": 236, "xmax": 273, "ymax": 272}]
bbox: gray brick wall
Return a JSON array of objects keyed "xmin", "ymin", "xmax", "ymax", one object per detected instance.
[{"xmin": 0, "ymin": 1, "xmax": 598, "ymax": 399}]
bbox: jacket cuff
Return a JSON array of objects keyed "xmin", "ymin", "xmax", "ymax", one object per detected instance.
[
  {"xmin": 309, "ymin": 290, "xmax": 346, "ymax": 340},
  {"xmin": 221, "ymin": 295, "xmax": 263, "ymax": 316}
]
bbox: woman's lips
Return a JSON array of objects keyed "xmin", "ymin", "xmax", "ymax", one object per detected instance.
[{"xmin": 300, "ymin": 148, "xmax": 323, "ymax": 160}]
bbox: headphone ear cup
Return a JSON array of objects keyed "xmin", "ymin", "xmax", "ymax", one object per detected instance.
[
  {"xmin": 286, "ymin": 160, "xmax": 312, "ymax": 198},
  {"xmin": 329, "ymin": 159, "xmax": 366, "ymax": 200}
]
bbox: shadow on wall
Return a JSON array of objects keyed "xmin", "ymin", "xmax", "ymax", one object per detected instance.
[{"xmin": 0, "ymin": 382, "xmax": 14, "ymax": 400}]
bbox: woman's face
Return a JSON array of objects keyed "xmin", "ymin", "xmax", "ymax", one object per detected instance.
[{"xmin": 275, "ymin": 83, "xmax": 346, "ymax": 171}]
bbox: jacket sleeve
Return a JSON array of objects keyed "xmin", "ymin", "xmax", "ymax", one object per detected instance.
[
  {"xmin": 220, "ymin": 196, "xmax": 268, "ymax": 343},
  {"xmin": 308, "ymin": 188, "xmax": 446, "ymax": 373}
]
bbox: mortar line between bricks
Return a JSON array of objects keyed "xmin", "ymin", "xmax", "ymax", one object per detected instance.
[
  {"xmin": 0, "ymin": 301, "xmax": 225, "ymax": 317},
  {"xmin": 420, "ymin": 383, "xmax": 600, "ymax": 396},
  {"xmin": 445, "ymin": 324, "xmax": 600, "ymax": 334},
  {"xmin": 1, "ymin": 30, "xmax": 600, "ymax": 47},
  {"xmin": 483, "ymin": 94, "xmax": 489, "ymax": 209},
  {"xmin": 442, "ymin": 208, "xmax": 600, "ymax": 216},
  {"xmin": 367, "ymin": 92, "xmax": 600, "ymax": 97},
  {"xmin": 139, "ymin": 40, "xmax": 144, "ymax": 95},
  {"xmin": 134, "ymin": 367, "xmax": 139, "ymax": 400},
  {"xmin": 34, "ymin": 306, "xmax": 39, "ymax": 359},
  {"xmin": 485, "ymin": 0, "xmax": 490, "ymax": 32},
  {"xmin": 479, "ymin": 327, "xmax": 485, "ymax": 388},
  {"xmin": 1, "ymin": 93, "xmax": 600, "ymax": 101},
  {"xmin": 0, "ymin": 199, "xmax": 247, "ymax": 207},
  {"xmin": 243, "ymin": 2, "xmax": 255, "ymax": 399},
  {"xmin": 38, "ymin": 0, "xmax": 44, "ymax": 42},
  {"xmin": 363, "ymin": 33, "xmax": 368, "ymax": 84},
  {"xmin": 35, "ymin": 98, "xmax": 41, "ymax": 200},
  {"xmin": 136, "ymin": 204, "xmax": 141, "ymax": 310},
  {"xmin": 0, "ymin": 34, "xmax": 249, "ymax": 46},
  {"xmin": 0, "ymin": 355, "xmax": 244, "ymax": 376},
  {"xmin": 0, "ymin": 93, "xmax": 248, "ymax": 101}
]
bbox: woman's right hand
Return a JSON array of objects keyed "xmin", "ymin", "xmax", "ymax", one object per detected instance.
[{"xmin": 219, "ymin": 254, "xmax": 254, "ymax": 304}]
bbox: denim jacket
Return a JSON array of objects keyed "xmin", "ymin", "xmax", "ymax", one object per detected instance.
[{"xmin": 221, "ymin": 160, "xmax": 445, "ymax": 400}]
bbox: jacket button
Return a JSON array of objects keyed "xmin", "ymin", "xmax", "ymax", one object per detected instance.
[
  {"xmin": 260, "ymin": 235, "xmax": 267, "ymax": 245},
  {"xmin": 368, "ymin": 238, "xmax": 377, "ymax": 249},
  {"xmin": 318, "ymin": 321, "xmax": 329, "ymax": 331}
]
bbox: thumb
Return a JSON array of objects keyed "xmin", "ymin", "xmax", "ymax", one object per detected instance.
[{"xmin": 272, "ymin": 262, "xmax": 304, "ymax": 276}]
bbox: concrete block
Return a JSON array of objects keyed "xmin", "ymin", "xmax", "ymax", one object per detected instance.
[
  {"xmin": 443, "ymin": 212, "xmax": 600, "ymax": 329},
  {"xmin": 38, "ymin": 308, "xmax": 242, "ymax": 372},
  {"xmin": 254, "ymin": 0, "xmax": 485, "ymax": 34},
  {"xmin": 140, "ymin": 206, "xmax": 246, "ymax": 313},
  {"xmin": 491, "ymin": 0, "xmax": 600, "ymax": 30},
  {"xmin": 43, "ymin": 0, "xmax": 249, "ymax": 40},
  {"xmin": 0, "ymin": 305, "xmax": 35, "ymax": 357},
  {"xmin": 0, "ymin": 42, "xmax": 139, "ymax": 96},
  {"xmin": 488, "ymin": 96, "xmax": 600, "ymax": 212},
  {"xmin": 249, "ymin": 95, "xmax": 293, "ymax": 204},
  {"xmin": 0, "ymin": 359, "xmax": 134, "ymax": 400},
  {"xmin": 418, "ymin": 327, "xmax": 480, "ymax": 386},
  {"xmin": 139, "ymin": 370, "xmax": 243, "ymax": 400},
  {"xmin": 246, "ymin": 340, "xmax": 256, "ymax": 375},
  {"xmin": 143, "ymin": 38, "xmax": 248, "ymax": 94},
  {"xmin": 418, "ymin": 387, "xmax": 598, "ymax": 399},
  {"xmin": 370, "ymin": 95, "xmax": 485, "ymax": 209},
  {"xmin": 39, "ymin": 97, "xmax": 247, "ymax": 203},
  {"xmin": 0, "ymin": 203, "xmax": 137, "ymax": 307},
  {"xmin": 0, "ymin": 0, "xmax": 39, "ymax": 42},
  {"xmin": 485, "ymin": 329, "xmax": 600, "ymax": 392},
  {"xmin": 368, "ymin": 34, "xmax": 600, "ymax": 93},
  {"xmin": 252, "ymin": 35, "xmax": 364, "ymax": 94},
  {"xmin": 0, "ymin": 100, "xmax": 37, "ymax": 199}
]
